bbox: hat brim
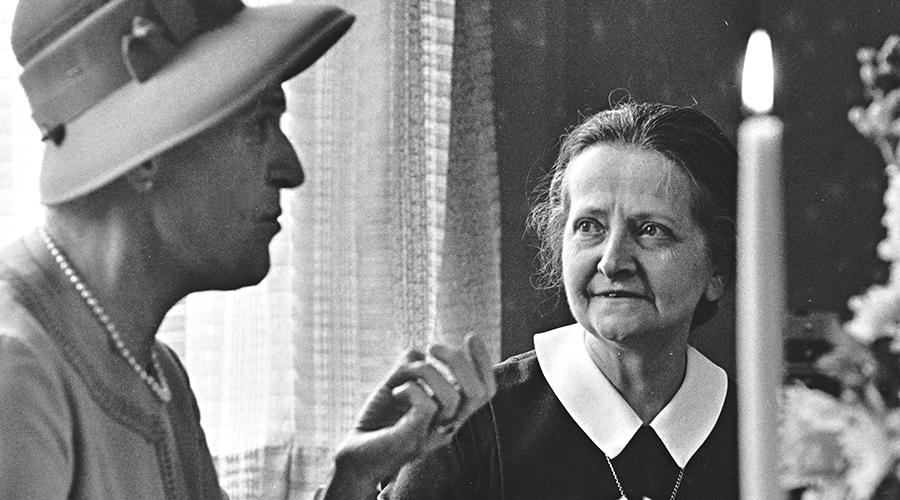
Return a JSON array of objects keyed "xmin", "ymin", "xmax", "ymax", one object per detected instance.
[{"xmin": 39, "ymin": 3, "xmax": 354, "ymax": 204}]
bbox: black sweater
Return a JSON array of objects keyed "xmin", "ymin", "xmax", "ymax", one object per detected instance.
[{"xmin": 386, "ymin": 350, "xmax": 738, "ymax": 499}]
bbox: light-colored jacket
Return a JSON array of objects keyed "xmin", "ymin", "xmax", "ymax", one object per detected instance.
[{"xmin": 0, "ymin": 231, "xmax": 224, "ymax": 500}]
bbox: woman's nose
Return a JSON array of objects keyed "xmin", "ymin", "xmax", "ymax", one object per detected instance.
[
  {"xmin": 265, "ymin": 129, "xmax": 304, "ymax": 188},
  {"xmin": 597, "ymin": 231, "xmax": 637, "ymax": 279}
]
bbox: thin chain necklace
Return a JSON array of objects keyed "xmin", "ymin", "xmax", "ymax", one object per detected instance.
[
  {"xmin": 39, "ymin": 227, "xmax": 172, "ymax": 403},
  {"xmin": 605, "ymin": 454, "xmax": 683, "ymax": 500}
]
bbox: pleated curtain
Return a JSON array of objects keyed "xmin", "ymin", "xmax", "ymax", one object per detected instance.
[{"xmin": 157, "ymin": 0, "xmax": 501, "ymax": 498}]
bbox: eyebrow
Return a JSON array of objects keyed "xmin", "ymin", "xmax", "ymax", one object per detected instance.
[
  {"xmin": 571, "ymin": 204, "xmax": 684, "ymax": 226},
  {"xmin": 629, "ymin": 211, "xmax": 682, "ymax": 226}
]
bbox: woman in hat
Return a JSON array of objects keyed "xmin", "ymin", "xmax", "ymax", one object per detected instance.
[
  {"xmin": 385, "ymin": 102, "xmax": 738, "ymax": 499},
  {"xmin": 0, "ymin": 0, "xmax": 496, "ymax": 499}
]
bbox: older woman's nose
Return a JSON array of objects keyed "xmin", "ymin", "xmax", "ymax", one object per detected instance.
[
  {"xmin": 265, "ymin": 130, "xmax": 305, "ymax": 188},
  {"xmin": 597, "ymin": 232, "xmax": 637, "ymax": 279}
]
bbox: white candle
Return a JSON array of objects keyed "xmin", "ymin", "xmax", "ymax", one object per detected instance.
[{"xmin": 736, "ymin": 29, "xmax": 786, "ymax": 500}]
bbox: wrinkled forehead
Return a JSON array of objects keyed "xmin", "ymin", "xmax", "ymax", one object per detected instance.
[{"xmin": 563, "ymin": 143, "xmax": 689, "ymax": 200}]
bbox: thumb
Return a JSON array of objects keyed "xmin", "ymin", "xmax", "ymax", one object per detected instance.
[{"xmin": 390, "ymin": 381, "xmax": 439, "ymax": 441}]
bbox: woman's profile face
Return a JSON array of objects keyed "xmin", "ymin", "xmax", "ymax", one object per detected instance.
[
  {"xmin": 148, "ymin": 85, "xmax": 303, "ymax": 291},
  {"xmin": 561, "ymin": 144, "xmax": 723, "ymax": 348}
]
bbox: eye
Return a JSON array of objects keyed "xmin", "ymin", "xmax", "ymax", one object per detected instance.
[
  {"xmin": 638, "ymin": 222, "xmax": 671, "ymax": 238},
  {"xmin": 574, "ymin": 218, "xmax": 603, "ymax": 235}
]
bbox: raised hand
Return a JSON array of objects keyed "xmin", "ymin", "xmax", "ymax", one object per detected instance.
[{"xmin": 320, "ymin": 334, "xmax": 496, "ymax": 500}]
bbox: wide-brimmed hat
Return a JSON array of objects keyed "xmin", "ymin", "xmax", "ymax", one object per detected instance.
[{"xmin": 11, "ymin": 0, "xmax": 354, "ymax": 204}]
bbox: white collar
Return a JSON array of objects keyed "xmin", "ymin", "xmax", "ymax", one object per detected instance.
[{"xmin": 534, "ymin": 324, "xmax": 727, "ymax": 468}]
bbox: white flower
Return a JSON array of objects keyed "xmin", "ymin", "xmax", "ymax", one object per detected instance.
[{"xmin": 780, "ymin": 385, "xmax": 894, "ymax": 499}]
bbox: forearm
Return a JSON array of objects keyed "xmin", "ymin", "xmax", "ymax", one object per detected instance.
[
  {"xmin": 319, "ymin": 457, "xmax": 382, "ymax": 500},
  {"xmin": 381, "ymin": 443, "xmax": 472, "ymax": 500}
]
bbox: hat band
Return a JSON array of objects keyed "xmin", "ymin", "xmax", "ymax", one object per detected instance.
[{"xmin": 19, "ymin": 0, "xmax": 200, "ymax": 140}]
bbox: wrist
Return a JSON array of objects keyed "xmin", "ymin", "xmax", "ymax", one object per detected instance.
[{"xmin": 321, "ymin": 451, "xmax": 384, "ymax": 500}]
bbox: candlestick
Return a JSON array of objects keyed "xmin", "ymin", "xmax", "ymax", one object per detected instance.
[{"xmin": 736, "ymin": 29, "xmax": 786, "ymax": 500}]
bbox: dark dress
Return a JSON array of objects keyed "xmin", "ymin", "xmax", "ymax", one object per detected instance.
[{"xmin": 384, "ymin": 349, "xmax": 738, "ymax": 500}]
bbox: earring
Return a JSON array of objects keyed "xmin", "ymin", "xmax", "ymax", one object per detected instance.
[
  {"xmin": 137, "ymin": 179, "xmax": 154, "ymax": 193},
  {"xmin": 129, "ymin": 160, "xmax": 157, "ymax": 193},
  {"xmin": 705, "ymin": 275, "xmax": 725, "ymax": 302}
]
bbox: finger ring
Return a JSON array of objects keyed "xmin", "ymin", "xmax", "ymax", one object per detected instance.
[
  {"xmin": 448, "ymin": 381, "xmax": 464, "ymax": 414},
  {"xmin": 436, "ymin": 421, "xmax": 457, "ymax": 435}
]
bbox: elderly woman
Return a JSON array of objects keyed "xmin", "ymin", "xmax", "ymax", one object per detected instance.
[
  {"xmin": 0, "ymin": 0, "xmax": 495, "ymax": 499},
  {"xmin": 385, "ymin": 102, "xmax": 738, "ymax": 499}
]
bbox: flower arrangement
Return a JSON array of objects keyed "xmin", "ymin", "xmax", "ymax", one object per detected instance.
[{"xmin": 779, "ymin": 35, "xmax": 900, "ymax": 500}]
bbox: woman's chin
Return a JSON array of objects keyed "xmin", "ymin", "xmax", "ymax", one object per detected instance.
[{"xmin": 578, "ymin": 307, "xmax": 650, "ymax": 340}]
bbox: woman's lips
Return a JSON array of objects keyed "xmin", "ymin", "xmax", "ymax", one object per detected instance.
[{"xmin": 596, "ymin": 290, "xmax": 649, "ymax": 300}]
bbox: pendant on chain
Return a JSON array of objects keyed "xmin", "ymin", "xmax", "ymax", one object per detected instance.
[{"xmin": 605, "ymin": 453, "xmax": 682, "ymax": 500}]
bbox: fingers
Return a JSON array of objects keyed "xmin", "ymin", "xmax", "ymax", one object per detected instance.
[
  {"xmin": 383, "ymin": 349, "xmax": 463, "ymax": 423},
  {"xmin": 413, "ymin": 365, "xmax": 462, "ymax": 423},
  {"xmin": 389, "ymin": 380, "xmax": 454, "ymax": 455},
  {"xmin": 337, "ymin": 337, "xmax": 496, "ymax": 482},
  {"xmin": 466, "ymin": 334, "xmax": 498, "ymax": 397},
  {"xmin": 333, "ymin": 380, "xmax": 446, "ymax": 486},
  {"xmin": 390, "ymin": 380, "xmax": 439, "ymax": 429},
  {"xmin": 427, "ymin": 334, "xmax": 496, "ymax": 424},
  {"xmin": 380, "ymin": 335, "xmax": 496, "ymax": 435}
]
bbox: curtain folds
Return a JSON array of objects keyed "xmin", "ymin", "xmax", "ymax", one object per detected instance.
[{"xmin": 158, "ymin": 0, "xmax": 500, "ymax": 498}]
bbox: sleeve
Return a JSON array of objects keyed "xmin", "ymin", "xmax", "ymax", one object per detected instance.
[
  {"xmin": 0, "ymin": 335, "xmax": 72, "ymax": 500},
  {"xmin": 380, "ymin": 406, "xmax": 498, "ymax": 500}
]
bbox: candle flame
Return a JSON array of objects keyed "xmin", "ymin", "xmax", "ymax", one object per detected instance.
[{"xmin": 741, "ymin": 30, "xmax": 774, "ymax": 114}]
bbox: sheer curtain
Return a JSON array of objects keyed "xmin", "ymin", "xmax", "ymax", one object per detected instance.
[
  {"xmin": 158, "ymin": 0, "xmax": 501, "ymax": 498},
  {"xmin": 0, "ymin": 3, "xmax": 43, "ymax": 246}
]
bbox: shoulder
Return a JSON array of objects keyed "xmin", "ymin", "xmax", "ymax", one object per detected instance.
[
  {"xmin": 0, "ymin": 275, "xmax": 63, "ymax": 375},
  {"xmin": 0, "ymin": 260, "xmax": 72, "ymax": 398},
  {"xmin": 0, "ymin": 282, "xmax": 46, "ymax": 339},
  {"xmin": 0, "ymin": 284, "xmax": 72, "ymax": 461},
  {"xmin": 491, "ymin": 349, "xmax": 559, "ymax": 410},
  {"xmin": 492, "ymin": 323, "xmax": 583, "ymax": 387},
  {"xmin": 0, "ymin": 235, "xmax": 65, "ymax": 355},
  {"xmin": 683, "ymin": 375, "xmax": 739, "ymax": 496},
  {"xmin": 0, "ymin": 239, "xmax": 74, "ymax": 392},
  {"xmin": 493, "ymin": 349, "xmax": 540, "ymax": 387},
  {"xmin": 720, "ymin": 375, "xmax": 738, "ymax": 427}
]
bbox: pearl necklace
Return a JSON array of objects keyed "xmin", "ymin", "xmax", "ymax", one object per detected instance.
[
  {"xmin": 39, "ymin": 227, "xmax": 172, "ymax": 403},
  {"xmin": 605, "ymin": 453, "xmax": 683, "ymax": 500}
]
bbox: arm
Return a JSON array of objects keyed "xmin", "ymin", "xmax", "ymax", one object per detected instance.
[
  {"xmin": 0, "ymin": 335, "xmax": 72, "ymax": 499},
  {"xmin": 321, "ymin": 334, "xmax": 496, "ymax": 500},
  {"xmin": 380, "ymin": 407, "xmax": 496, "ymax": 500}
]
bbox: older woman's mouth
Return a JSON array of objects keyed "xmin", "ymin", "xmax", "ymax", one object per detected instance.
[{"xmin": 595, "ymin": 290, "xmax": 650, "ymax": 300}]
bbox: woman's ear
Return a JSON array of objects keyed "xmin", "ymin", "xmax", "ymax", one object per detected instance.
[
  {"xmin": 704, "ymin": 272, "xmax": 725, "ymax": 302},
  {"xmin": 125, "ymin": 160, "xmax": 159, "ymax": 193}
]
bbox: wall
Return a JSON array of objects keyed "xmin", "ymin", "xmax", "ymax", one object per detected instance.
[{"xmin": 493, "ymin": 0, "xmax": 900, "ymax": 373}]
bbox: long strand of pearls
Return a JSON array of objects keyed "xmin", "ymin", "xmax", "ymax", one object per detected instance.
[{"xmin": 39, "ymin": 227, "xmax": 171, "ymax": 403}]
